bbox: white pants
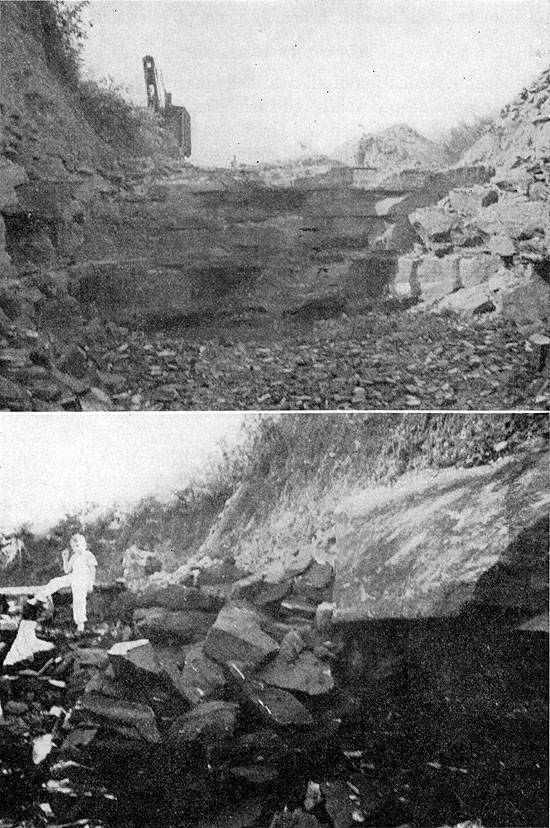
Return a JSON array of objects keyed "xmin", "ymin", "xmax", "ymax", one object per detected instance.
[
  {"xmin": 4, "ymin": 619, "xmax": 55, "ymax": 666},
  {"xmin": 38, "ymin": 574, "xmax": 91, "ymax": 625}
]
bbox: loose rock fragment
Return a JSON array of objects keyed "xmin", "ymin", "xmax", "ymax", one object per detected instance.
[{"xmin": 205, "ymin": 602, "xmax": 280, "ymax": 669}]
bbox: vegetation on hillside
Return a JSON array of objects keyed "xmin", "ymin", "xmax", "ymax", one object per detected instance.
[
  {"xmin": 36, "ymin": 0, "xmax": 173, "ymax": 153},
  {"xmin": 2, "ymin": 414, "xmax": 546, "ymax": 586},
  {"xmin": 37, "ymin": 0, "xmax": 89, "ymax": 88},
  {"xmin": 439, "ymin": 115, "xmax": 496, "ymax": 163}
]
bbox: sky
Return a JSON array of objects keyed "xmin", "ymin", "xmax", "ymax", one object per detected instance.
[
  {"xmin": 80, "ymin": 0, "xmax": 550, "ymax": 165},
  {"xmin": 0, "ymin": 413, "xmax": 245, "ymax": 535}
]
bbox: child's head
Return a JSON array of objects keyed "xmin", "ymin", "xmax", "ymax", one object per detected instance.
[{"xmin": 70, "ymin": 534, "xmax": 87, "ymax": 554}]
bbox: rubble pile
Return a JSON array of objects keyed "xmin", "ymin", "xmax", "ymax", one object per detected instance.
[
  {"xmin": 1, "ymin": 559, "xmax": 368, "ymax": 827},
  {"xmin": 399, "ymin": 67, "xmax": 549, "ymax": 359},
  {"xmin": 463, "ymin": 67, "xmax": 550, "ymax": 176},
  {"xmin": 1, "ymin": 532, "xmax": 547, "ymax": 828}
]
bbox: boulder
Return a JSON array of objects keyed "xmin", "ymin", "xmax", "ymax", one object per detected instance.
[
  {"xmin": 228, "ymin": 662, "xmax": 313, "ymax": 728},
  {"xmin": 133, "ymin": 607, "xmax": 216, "ymax": 643},
  {"xmin": 448, "ymin": 186, "xmax": 498, "ymax": 215},
  {"xmin": 488, "ymin": 233, "xmax": 516, "ymax": 257},
  {"xmin": 74, "ymin": 694, "xmax": 161, "ymax": 743},
  {"xmin": 293, "ymin": 560, "xmax": 334, "ymax": 601},
  {"xmin": 473, "ymin": 199, "xmax": 549, "ymax": 240},
  {"xmin": 315, "ymin": 602, "xmax": 335, "ymax": 633},
  {"xmin": 280, "ymin": 599, "xmax": 318, "ymax": 620},
  {"xmin": 408, "ymin": 207, "xmax": 458, "ymax": 249},
  {"xmin": 433, "ymin": 283, "xmax": 493, "ymax": 314},
  {"xmin": 178, "ymin": 642, "xmax": 227, "ymax": 706},
  {"xmin": 122, "ymin": 545, "xmax": 164, "ymax": 590},
  {"xmin": 79, "ymin": 387, "xmax": 114, "ymax": 412},
  {"xmin": 279, "ymin": 629, "xmax": 306, "ymax": 662},
  {"xmin": 499, "ymin": 269, "xmax": 550, "ymax": 329},
  {"xmin": 204, "ymin": 602, "xmax": 279, "ymax": 669},
  {"xmin": 258, "ymin": 650, "xmax": 334, "ymax": 696},
  {"xmin": 108, "ymin": 640, "xmax": 163, "ymax": 685},
  {"xmin": 167, "ymin": 700, "xmax": 239, "ymax": 746},
  {"xmin": 254, "ymin": 581, "xmax": 292, "ymax": 608},
  {"xmin": 133, "ymin": 585, "xmax": 221, "ymax": 613}
]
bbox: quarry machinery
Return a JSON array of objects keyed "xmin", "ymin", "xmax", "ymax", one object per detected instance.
[{"xmin": 142, "ymin": 55, "xmax": 191, "ymax": 157}]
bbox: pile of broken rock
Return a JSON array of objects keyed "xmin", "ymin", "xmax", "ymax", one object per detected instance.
[
  {"xmin": 1, "ymin": 559, "xmax": 382, "ymax": 828},
  {"xmin": 403, "ymin": 67, "xmax": 549, "ymax": 330}
]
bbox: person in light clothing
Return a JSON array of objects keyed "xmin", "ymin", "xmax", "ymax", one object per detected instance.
[{"xmin": 36, "ymin": 534, "xmax": 98, "ymax": 632}]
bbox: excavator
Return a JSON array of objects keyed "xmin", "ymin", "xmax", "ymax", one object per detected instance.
[{"xmin": 142, "ymin": 55, "xmax": 191, "ymax": 157}]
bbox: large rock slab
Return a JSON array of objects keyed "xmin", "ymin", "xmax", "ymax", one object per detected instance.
[
  {"xmin": 472, "ymin": 199, "xmax": 548, "ymax": 240},
  {"xmin": 167, "ymin": 700, "xmax": 239, "ymax": 746},
  {"xmin": 228, "ymin": 662, "xmax": 313, "ymax": 728},
  {"xmin": 204, "ymin": 602, "xmax": 279, "ymax": 669},
  {"xmin": 408, "ymin": 207, "xmax": 458, "ymax": 249},
  {"xmin": 133, "ymin": 607, "xmax": 216, "ymax": 643},
  {"xmin": 333, "ymin": 448, "xmax": 549, "ymax": 620},
  {"xmin": 74, "ymin": 694, "xmax": 161, "ymax": 743},
  {"xmin": 178, "ymin": 642, "xmax": 228, "ymax": 705},
  {"xmin": 132, "ymin": 585, "xmax": 221, "ymax": 612},
  {"xmin": 293, "ymin": 560, "xmax": 334, "ymax": 602},
  {"xmin": 108, "ymin": 639, "xmax": 163, "ymax": 685},
  {"xmin": 258, "ymin": 650, "xmax": 334, "ymax": 696}
]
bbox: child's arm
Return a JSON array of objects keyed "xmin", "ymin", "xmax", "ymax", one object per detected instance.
[{"xmin": 61, "ymin": 549, "xmax": 73, "ymax": 574}]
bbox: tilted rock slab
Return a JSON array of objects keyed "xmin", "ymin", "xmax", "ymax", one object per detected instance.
[
  {"xmin": 205, "ymin": 602, "xmax": 280, "ymax": 669},
  {"xmin": 333, "ymin": 447, "xmax": 548, "ymax": 620},
  {"xmin": 74, "ymin": 694, "xmax": 161, "ymax": 743},
  {"xmin": 133, "ymin": 606, "xmax": 217, "ymax": 643},
  {"xmin": 258, "ymin": 650, "xmax": 334, "ymax": 696},
  {"xmin": 108, "ymin": 639, "xmax": 163, "ymax": 684}
]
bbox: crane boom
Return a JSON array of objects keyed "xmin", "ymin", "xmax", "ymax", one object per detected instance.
[{"xmin": 142, "ymin": 55, "xmax": 191, "ymax": 157}]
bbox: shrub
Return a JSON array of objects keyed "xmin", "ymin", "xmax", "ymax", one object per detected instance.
[
  {"xmin": 78, "ymin": 76, "xmax": 179, "ymax": 153},
  {"xmin": 440, "ymin": 115, "xmax": 496, "ymax": 163},
  {"xmin": 78, "ymin": 77, "xmax": 141, "ymax": 148}
]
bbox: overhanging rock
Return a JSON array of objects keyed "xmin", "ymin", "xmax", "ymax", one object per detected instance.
[{"xmin": 333, "ymin": 448, "xmax": 549, "ymax": 621}]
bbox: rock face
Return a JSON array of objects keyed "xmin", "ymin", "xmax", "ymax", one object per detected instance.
[{"xmin": 332, "ymin": 447, "xmax": 549, "ymax": 621}]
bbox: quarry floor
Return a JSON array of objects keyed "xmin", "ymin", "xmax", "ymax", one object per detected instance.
[{"xmin": 82, "ymin": 309, "xmax": 540, "ymax": 412}]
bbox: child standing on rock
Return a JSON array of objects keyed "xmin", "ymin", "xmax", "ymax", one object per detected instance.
[{"xmin": 35, "ymin": 534, "xmax": 98, "ymax": 633}]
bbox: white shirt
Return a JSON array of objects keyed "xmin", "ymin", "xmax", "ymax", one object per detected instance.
[{"xmin": 67, "ymin": 550, "xmax": 98, "ymax": 590}]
